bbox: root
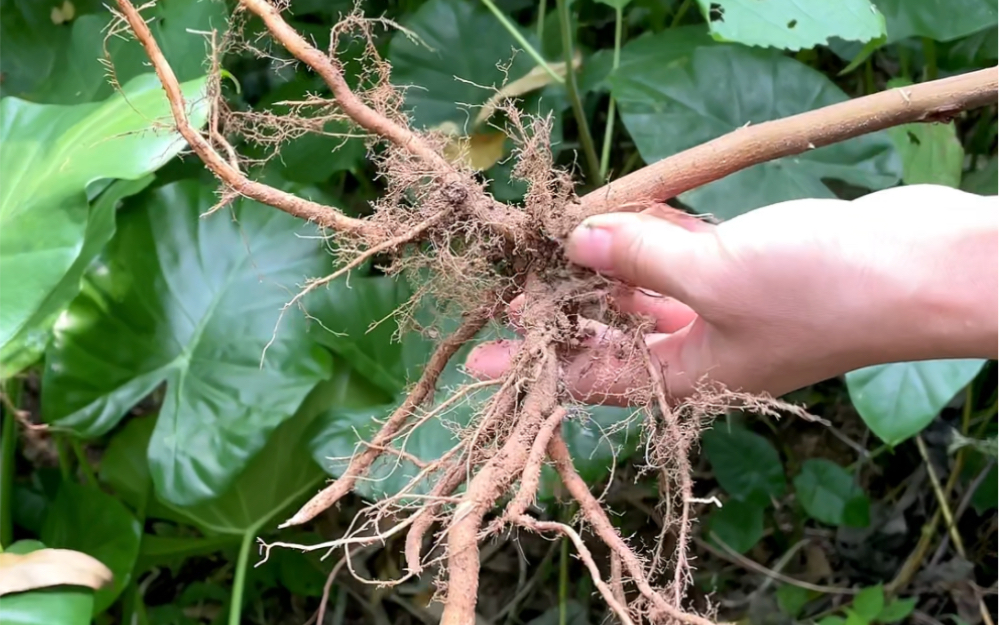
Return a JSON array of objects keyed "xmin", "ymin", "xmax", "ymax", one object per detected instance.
[
  {"xmin": 282, "ymin": 311, "xmax": 490, "ymax": 528},
  {"xmin": 439, "ymin": 344, "xmax": 559, "ymax": 625},
  {"xmin": 548, "ymin": 434, "xmax": 722, "ymax": 625}
]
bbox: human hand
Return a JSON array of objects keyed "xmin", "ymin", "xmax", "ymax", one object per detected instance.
[{"xmin": 466, "ymin": 185, "xmax": 998, "ymax": 405}]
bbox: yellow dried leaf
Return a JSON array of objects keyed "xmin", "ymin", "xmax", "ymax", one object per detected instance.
[
  {"xmin": 0, "ymin": 548, "xmax": 112, "ymax": 596},
  {"xmin": 474, "ymin": 53, "xmax": 582, "ymax": 128},
  {"xmin": 50, "ymin": 0, "xmax": 75, "ymax": 24},
  {"xmin": 442, "ymin": 132, "xmax": 508, "ymax": 171}
]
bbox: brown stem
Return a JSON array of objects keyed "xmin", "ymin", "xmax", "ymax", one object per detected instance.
[
  {"xmin": 280, "ymin": 312, "xmax": 489, "ymax": 528},
  {"xmin": 576, "ymin": 67, "xmax": 998, "ymax": 224},
  {"xmin": 113, "ymin": 0, "xmax": 371, "ymax": 235},
  {"xmin": 547, "ymin": 434, "xmax": 721, "ymax": 625}
]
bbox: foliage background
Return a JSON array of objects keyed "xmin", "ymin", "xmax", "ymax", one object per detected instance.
[{"xmin": 0, "ymin": 0, "xmax": 995, "ymax": 624}]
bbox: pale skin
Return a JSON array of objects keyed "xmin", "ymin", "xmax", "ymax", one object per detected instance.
[{"xmin": 466, "ymin": 184, "xmax": 999, "ymax": 405}]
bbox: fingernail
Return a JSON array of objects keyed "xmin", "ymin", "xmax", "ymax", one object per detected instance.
[{"xmin": 567, "ymin": 213, "xmax": 639, "ymax": 271}]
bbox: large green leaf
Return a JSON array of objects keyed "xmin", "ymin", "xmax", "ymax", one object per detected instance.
[
  {"xmin": 162, "ymin": 364, "xmax": 383, "ymax": 535},
  {"xmin": 887, "ymin": 123, "xmax": 964, "ymax": 187},
  {"xmin": 875, "ymin": 0, "xmax": 997, "ymax": 43},
  {"xmin": 0, "ymin": 541, "xmax": 96, "ymax": 625},
  {"xmin": 31, "ymin": 1, "xmax": 227, "ymax": 104},
  {"xmin": 0, "ymin": 74, "xmax": 208, "ymax": 375},
  {"xmin": 694, "ymin": 0, "xmax": 886, "ymax": 51},
  {"xmin": 389, "ymin": 0, "xmax": 539, "ymax": 129},
  {"xmin": 1, "ymin": 177, "xmax": 153, "ymax": 377},
  {"xmin": 793, "ymin": 459, "xmax": 870, "ymax": 527},
  {"xmin": 42, "ymin": 181, "xmax": 333, "ymax": 505},
  {"xmin": 845, "ymin": 360, "xmax": 986, "ymax": 445},
  {"xmin": 41, "ymin": 482, "xmax": 142, "ymax": 614},
  {"xmin": 702, "ymin": 424, "xmax": 785, "ymax": 506},
  {"xmin": 609, "ymin": 45, "xmax": 901, "ymax": 218}
]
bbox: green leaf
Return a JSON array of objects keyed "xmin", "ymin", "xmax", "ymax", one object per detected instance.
[
  {"xmin": 253, "ymin": 77, "xmax": 366, "ymax": 184},
  {"xmin": 776, "ymin": 584, "xmax": 811, "ymax": 617},
  {"xmin": 0, "ymin": 74, "xmax": 208, "ymax": 376},
  {"xmin": 845, "ymin": 360, "xmax": 986, "ymax": 445},
  {"xmin": 877, "ymin": 597, "xmax": 917, "ymax": 623},
  {"xmin": 793, "ymin": 459, "xmax": 870, "ymax": 527},
  {"xmin": 0, "ymin": 0, "xmax": 106, "ymax": 99},
  {"xmin": 852, "ymin": 585, "xmax": 885, "ymax": 621},
  {"xmin": 875, "ymin": 0, "xmax": 997, "ymax": 43},
  {"xmin": 818, "ymin": 618, "xmax": 847, "ymax": 625},
  {"xmin": 389, "ymin": 0, "xmax": 539, "ymax": 129},
  {"xmin": 42, "ymin": 181, "xmax": 333, "ymax": 505},
  {"xmin": 962, "ymin": 157, "xmax": 998, "ymax": 195},
  {"xmin": 31, "ymin": 1, "xmax": 226, "ymax": 104},
  {"xmin": 694, "ymin": 0, "xmax": 886, "ymax": 51},
  {"xmin": 579, "ymin": 26, "xmax": 715, "ymax": 94},
  {"xmin": 887, "ymin": 119, "xmax": 964, "ymax": 187},
  {"xmin": 702, "ymin": 425, "xmax": 785, "ymax": 505},
  {"xmin": 610, "ymin": 45, "xmax": 900, "ymax": 219},
  {"xmin": 1, "ymin": 176, "xmax": 153, "ymax": 378},
  {"xmin": 706, "ymin": 498, "xmax": 765, "ymax": 554},
  {"xmin": 845, "ymin": 609, "xmax": 872, "ymax": 625},
  {"xmin": 99, "ymin": 416, "xmax": 156, "ymax": 513},
  {"xmin": 165, "ymin": 364, "xmax": 374, "ymax": 535},
  {"xmin": 41, "ymin": 482, "xmax": 142, "ymax": 614},
  {"xmin": 135, "ymin": 533, "xmax": 239, "ymax": 572}
]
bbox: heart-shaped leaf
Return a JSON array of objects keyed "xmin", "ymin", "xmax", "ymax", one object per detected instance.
[
  {"xmin": 41, "ymin": 482, "xmax": 141, "ymax": 613},
  {"xmin": 845, "ymin": 360, "xmax": 986, "ymax": 445},
  {"xmin": 0, "ymin": 74, "xmax": 208, "ymax": 376},
  {"xmin": 888, "ymin": 122, "xmax": 964, "ymax": 187},
  {"xmin": 610, "ymin": 45, "xmax": 900, "ymax": 218},
  {"xmin": 42, "ymin": 181, "xmax": 333, "ymax": 505},
  {"xmin": 694, "ymin": 0, "xmax": 886, "ymax": 51},
  {"xmin": 702, "ymin": 424, "xmax": 785, "ymax": 505},
  {"xmin": 793, "ymin": 459, "xmax": 870, "ymax": 527},
  {"xmin": 706, "ymin": 498, "xmax": 766, "ymax": 554}
]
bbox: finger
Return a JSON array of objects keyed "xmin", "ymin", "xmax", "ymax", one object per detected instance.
[
  {"xmin": 640, "ymin": 204, "xmax": 716, "ymax": 233},
  {"xmin": 465, "ymin": 326, "xmax": 704, "ymax": 407},
  {"xmin": 611, "ymin": 287, "xmax": 698, "ymax": 333},
  {"xmin": 565, "ymin": 212, "xmax": 719, "ymax": 307}
]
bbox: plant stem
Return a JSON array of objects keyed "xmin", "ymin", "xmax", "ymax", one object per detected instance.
[
  {"xmin": 70, "ymin": 439, "xmax": 98, "ymax": 488},
  {"xmin": 56, "ymin": 436, "xmax": 72, "ymax": 481},
  {"xmin": 670, "ymin": 0, "xmax": 693, "ymax": 28},
  {"xmin": 0, "ymin": 382, "xmax": 18, "ymax": 548},
  {"xmin": 921, "ymin": 37, "xmax": 938, "ymax": 81},
  {"xmin": 556, "ymin": 0, "xmax": 601, "ymax": 183},
  {"xmin": 537, "ymin": 0, "xmax": 547, "ymax": 40},
  {"xmin": 863, "ymin": 57, "xmax": 875, "ymax": 95},
  {"xmin": 598, "ymin": 5, "xmax": 624, "ymax": 180},
  {"xmin": 229, "ymin": 529, "xmax": 256, "ymax": 625},
  {"xmin": 480, "ymin": 0, "xmax": 564, "ymax": 84},
  {"xmin": 559, "ymin": 534, "xmax": 569, "ymax": 625}
]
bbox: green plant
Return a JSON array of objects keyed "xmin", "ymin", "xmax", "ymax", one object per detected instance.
[{"xmin": 1, "ymin": 0, "xmax": 995, "ymax": 624}]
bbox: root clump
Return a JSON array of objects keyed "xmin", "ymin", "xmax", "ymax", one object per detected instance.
[{"xmin": 113, "ymin": 2, "xmax": 822, "ymax": 623}]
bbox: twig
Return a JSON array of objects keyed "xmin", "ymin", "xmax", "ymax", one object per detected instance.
[
  {"xmin": 280, "ymin": 312, "xmax": 490, "ymax": 528},
  {"xmin": 577, "ymin": 67, "xmax": 998, "ymax": 224},
  {"xmin": 930, "ymin": 457, "xmax": 996, "ymax": 567},
  {"xmin": 555, "ymin": 0, "xmax": 601, "ymax": 183},
  {"xmin": 696, "ymin": 534, "xmax": 856, "ymax": 596},
  {"xmin": 113, "ymin": 0, "xmax": 371, "ymax": 235}
]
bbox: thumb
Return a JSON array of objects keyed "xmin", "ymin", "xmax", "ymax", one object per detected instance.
[{"xmin": 565, "ymin": 212, "xmax": 718, "ymax": 305}]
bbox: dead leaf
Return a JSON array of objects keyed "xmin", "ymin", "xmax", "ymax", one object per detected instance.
[
  {"xmin": 0, "ymin": 548, "xmax": 112, "ymax": 596},
  {"xmin": 435, "ymin": 122, "xmax": 508, "ymax": 172},
  {"xmin": 50, "ymin": 0, "xmax": 75, "ymax": 24},
  {"xmin": 473, "ymin": 52, "xmax": 582, "ymax": 128}
]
